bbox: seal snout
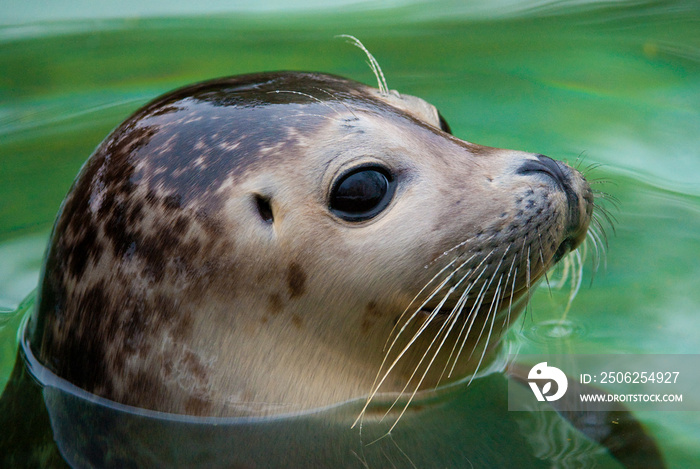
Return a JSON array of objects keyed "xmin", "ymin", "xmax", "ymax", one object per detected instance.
[{"xmin": 517, "ymin": 154, "xmax": 591, "ymax": 259}]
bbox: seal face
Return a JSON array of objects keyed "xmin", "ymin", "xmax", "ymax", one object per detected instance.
[{"xmin": 28, "ymin": 71, "xmax": 593, "ymax": 417}]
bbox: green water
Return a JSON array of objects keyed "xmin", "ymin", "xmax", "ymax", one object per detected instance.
[{"xmin": 1, "ymin": 0, "xmax": 699, "ymax": 466}]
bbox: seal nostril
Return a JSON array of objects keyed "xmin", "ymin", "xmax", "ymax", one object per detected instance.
[{"xmin": 517, "ymin": 154, "xmax": 569, "ymax": 190}]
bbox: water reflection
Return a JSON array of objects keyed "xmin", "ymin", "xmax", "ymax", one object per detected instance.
[{"xmin": 11, "ymin": 326, "xmax": 622, "ymax": 468}]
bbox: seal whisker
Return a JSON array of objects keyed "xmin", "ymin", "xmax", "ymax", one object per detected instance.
[
  {"xmin": 517, "ymin": 243, "xmax": 533, "ymax": 328},
  {"xmin": 336, "ymin": 34, "xmax": 389, "ymax": 94},
  {"xmin": 380, "ymin": 287, "xmax": 475, "ymax": 433},
  {"xmin": 556, "ymin": 247, "xmax": 586, "ymax": 322},
  {"xmin": 435, "ymin": 297, "xmax": 474, "ymax": 385},
  {"xmin": 582, "ymin": 162, "xmax": 605, "ymax": 175},
  {"xmin": 355, "ymin": 261, "xmax": 471, "ymax": 427},
  {"xmin": 267, "ymin": 89, "xmax": 331, "ymax": 106},
  {"xmin": 592, "ymin": 188, "xmax": 619, "ymax": 216},
  {"xmin": 590, "ymin": 213, "xmax": 606, "ymax": 238},
  {"xmin": 355, "ymin": 250, "xmax": 492, "ymax": 428},
  {"xmin": 554, "ymin": 252, "xmax": 571, "ymax": 289},
  {"xmin": 573, "ymin": 151, "xmax": 587, "ymax": 171},
  {"xmin": 440, "ymin": 250, "xmax": 500, "ymax": 376},
  {"xmin": 593, "ymin": 205, "xmax": 618, "ymax": 236},
  {"xmin": 453, "ymin": 280, "xmax": 491, "ymax": 368},
  {"xmin": 587, "ymin": 225, "xmax": 608, "ymax": 277},
  {"xmin": 349, "ymin": 450, "xmax": 371, "ymax": 469},
  {"xmin": 504, "ymin": 265, "xmax": 519, "ymax": 330},
  {"xmin": 535, "ymin": 227, "xmax": 552, "ymax": 292},
  {"xmin": 267, "ymin": 90, "xmax": 345, "ymax": 119},
  {"xmin": 436, "ymin": 277, "xmax": 480, "ymax": 380},
  {"xmin": 447, "ymin": 253, "xmax": 501, "ymax": 377},
  {"xmin": 386, "ymin": 253, "xmax": 476, "ymax": 350},
  {"xmin": 279, "ymin": 111, "xmax": 345, "ymax": 123},
  {"xmin": 312, "ymin": 86, "xmax": 359, "ymax": 120},
  {"xmin": 500, "ymin": 254, "xmax": 518, "ymax": 331},
  {"xmin": 374, "ymin": 261, "xmax": 478, "ymax": 392},
  {"xmin": 466, "ymin": 252, "xmax": 508, "ymax": 361},
  {"xmin": 591, "ymin": 213, "xmax": 610, "ymax": 247},
  {"xmin": 591, "ymin": 188, "xmax": 620, "ymax": 208},
  {"xmin": 467, "ymin": 273, "xmax": 504, "ymax": 386},
  {"xmin": 425, "ymin": 236, "xmax": 476, "ymax": 268},
  {"xmin": 435, "ymin": 248, "xmax": 508, "ymax": 383},
  {"xmin": 525, "ymin": 244, "xmax": 532, "ymax": 305},
  {"xmin": 381, "ymin": 274, "xmax": 464, "ymax": 378},
  {"xmin": 439, "ymin": 271, "xmax": 486, "ymax": 374},
  {"xmin": 588, "ymin": 178, "xmax": 615, "ymax": 186},
  {"xmin": 586, "ymin": 227, "xmax": 602, "ymax": 275},
  {"xmin": 569, "ymin": 248, "xmax": 584, "ymax": 304},
  {"xmin": 592, "ymin": 226, "xmax": 607, "ymax": 264},
  {"xmin": 379, "ymin": 284, "xmax": 467, "ymax": 427},
  {"xmin": 594, "ymin": 196, "xmax": 619, "ymax": 219},
  {"xmin": 371, "ymin": 287, "xmax": 464, "ymax": 429},
  {"xmin": 388, "ymin": 434, "xmax": 419, "ymax": 469},
  {"xmin": 380, "ymin": 254, "xmax": 479, "ymax": 368}
]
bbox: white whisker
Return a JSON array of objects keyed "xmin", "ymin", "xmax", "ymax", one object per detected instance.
[
  {"xmin": 312, "ymin": 87, "xmax": 359, "ymax": 120},
  {"xmin": 267, "ymin": 90, "xmax": 344, "ymax": 119},
  {"xmin": 500, "ymin": 255, "xmax": 518, "ymax": 330},
  {"xmin": 525, "ymin": 244, "xmax": 532, "ymax": 303},
  {"xmin": 468, "ymin": 274, "xmax": 503, "ymax": 385},
  {"xmin": 380, "ymin": 288, "xmax": 466, "ymax": 431},
  {"xmin": 354, "ymin": 253, "xmax": 476, "ymax": 428},
  {"xmin": 534, "ymin": 227, "xmax": 551, "ymax": 292},
  {"xmin": 274, "ymin": 112, "xmax": 344, "ymax": 123},
  {"xmin": 505, "ymin": 265, "xmax": 519, "ymax": 329},
  {"xmin": 447, "ymin": 251, "xmax": 501, "ymax": 377},
  {"xmin": 425, "ymin": 237, "xmax": 474, "ymax": 267},
  {"xmin": 435, "ymin": 247, "xmax": 509, "ymax": 382},
  {"xmin": 467, "ymin": 253, "xmax": 508, "ymax": 361},
  {"xmin": 336, "ymin": 35, "xmax": 389, "ymax": 94},
  {"xmin": 386, "ymin": 253, "xmax": 474, "ymax": 349}
]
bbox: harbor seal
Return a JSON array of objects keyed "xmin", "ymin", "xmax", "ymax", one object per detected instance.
[{"xmin": 23, "ymin": 70, "xmax": 593, "ymax": 420}]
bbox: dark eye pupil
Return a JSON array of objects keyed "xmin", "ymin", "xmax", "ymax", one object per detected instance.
[{"xmin": 330, "ymin": 168, "xmax": 394, "ymax": 221}]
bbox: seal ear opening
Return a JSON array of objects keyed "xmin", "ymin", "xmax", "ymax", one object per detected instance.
[
  {"xmin": 254, "ymin": 194, "xmax": 274, "ymax": 223},
  {"xmin": 437, "ymin": 111, "xmax": 452, "ymax": 135}
]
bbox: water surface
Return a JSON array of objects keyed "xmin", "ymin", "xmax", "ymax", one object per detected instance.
[{"xmin": 1, "ymin": 1, "xmax": 698, "ymax": 466}]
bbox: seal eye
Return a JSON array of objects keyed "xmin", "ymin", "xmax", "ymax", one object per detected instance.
[{"xmin": 329, "ymin": 166, "xmax": 395, "ymax": 222}]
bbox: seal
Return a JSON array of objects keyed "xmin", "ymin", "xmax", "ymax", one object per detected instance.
[
  {"xmin": 1, "ymin": 63, "xmax": 669, "ymax": 469},
  {"xmin": 24, "ymin": 70, "xmax": 593, "ymax": 420}
]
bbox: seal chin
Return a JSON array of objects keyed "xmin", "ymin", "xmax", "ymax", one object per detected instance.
[
  {"xmin": 551, "ymin": 237, "xmax": 577, "ymax": 264},
  {"xmin": 552, "ymin": 218, "xmax": 590, "ymax": 264}
]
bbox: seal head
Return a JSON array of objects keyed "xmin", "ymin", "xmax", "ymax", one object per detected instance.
[{"xmin": 28, "ymin": 72, "xmax": 593, "ymax": 416}]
